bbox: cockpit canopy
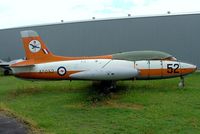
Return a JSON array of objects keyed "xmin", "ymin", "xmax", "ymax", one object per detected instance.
[{"xmin": 112, "ymin": 51, "xmax": 177, "ymax": 61}]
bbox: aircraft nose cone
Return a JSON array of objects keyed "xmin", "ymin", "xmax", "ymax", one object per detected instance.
[
  {"xmin": 190, "ymin": 64, "xmax": 197, "ymax": 72},
  {"xmin": 193, "ymin": 65, "xmax": 198, "ymax": 72},
  {"xmin": 180, "ymin": 62, "xmax": 197, "ymax": 75},
  {"xmin": 189, "ymin": 64, "xmax": 197, "ymax": 73}
]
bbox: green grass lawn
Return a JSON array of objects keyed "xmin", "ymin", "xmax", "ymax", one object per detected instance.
[{"xmin": 0, "ymin": 72, "xmax": 200, "ymax": 134}]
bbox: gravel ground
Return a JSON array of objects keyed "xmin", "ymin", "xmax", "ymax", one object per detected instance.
[{"xmin": 0, "ymin": 113, "xmax": 28, "ymax": 134}]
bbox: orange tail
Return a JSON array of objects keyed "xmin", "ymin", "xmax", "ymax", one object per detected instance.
[
  {"xmin": 20, "ymin": 30, "xmax": 112, "ymax": 64},
  {"xmin": 21, "ymin": 30, "xmax": 54, "ymax": 60}
]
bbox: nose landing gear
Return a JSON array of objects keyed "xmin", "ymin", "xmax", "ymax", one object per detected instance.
[{"xmin": 178, "ymin": 76, "xmax": 185, "ymax": 88}]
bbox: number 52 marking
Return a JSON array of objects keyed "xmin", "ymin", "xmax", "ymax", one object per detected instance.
[{"xmin": 167, "ymin": 64, "xmax": 179, "ymax": 73}]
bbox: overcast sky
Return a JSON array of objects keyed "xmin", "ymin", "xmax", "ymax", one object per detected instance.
[{"xmin": 0, "ymin": 0, "xmax": 200, "ymax": 29}]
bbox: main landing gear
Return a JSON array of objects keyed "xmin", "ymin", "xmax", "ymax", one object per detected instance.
[
  {"xmin": 178, "ymin": 76, "xmax": 185, "ymax": 88},
  {"xmin": 101, "ymin": 81, "xmax": 117, "ymax": 93}
]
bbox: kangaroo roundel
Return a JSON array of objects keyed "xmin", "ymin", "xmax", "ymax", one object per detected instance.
[{"xmin": 29, "ymin": 40, "xmax": 41, "ymax": 53}]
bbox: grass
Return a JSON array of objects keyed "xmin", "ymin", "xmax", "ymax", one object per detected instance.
[{"xmin": 0, "ymin": 72, "xmax": 200, "ymax": 134}]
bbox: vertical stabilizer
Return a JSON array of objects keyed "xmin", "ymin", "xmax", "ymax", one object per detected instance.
[{"xmin": 21, "ymin": 30, "xmax": 54, "ymax": 60}]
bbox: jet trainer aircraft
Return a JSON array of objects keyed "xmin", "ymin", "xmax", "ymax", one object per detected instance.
[{"xmin": 11, "ymin": 30, "xmax": 197, "ymax": 89}]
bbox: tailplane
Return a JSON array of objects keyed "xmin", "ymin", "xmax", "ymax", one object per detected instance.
[{"xmin": 21, "ymin": 30, "xmax": 54, "ymax": 60}]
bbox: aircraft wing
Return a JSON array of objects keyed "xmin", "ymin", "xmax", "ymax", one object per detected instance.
[{"xmin": 70, "ymin": 68, "xmax": 138, "ymax": 80}]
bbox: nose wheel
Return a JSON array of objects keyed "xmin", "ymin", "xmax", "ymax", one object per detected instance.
[{"xmin": 178, "ymin": 76, "xmax": 185, "ymax": 88}]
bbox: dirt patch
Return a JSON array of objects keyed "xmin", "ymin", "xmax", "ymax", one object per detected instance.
[{"xmin": 105, "ymin": 101, "xmax": 144, "ymax": 110}]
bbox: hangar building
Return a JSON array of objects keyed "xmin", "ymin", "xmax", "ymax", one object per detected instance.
[{"xmin": 0, "ymin": 13, "xmax": 199, "ymax": 67}]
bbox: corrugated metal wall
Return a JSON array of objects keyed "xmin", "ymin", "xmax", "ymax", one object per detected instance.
[{"xmin": 0, "ymin": 14, "xmax": 199, "ymax": 67}]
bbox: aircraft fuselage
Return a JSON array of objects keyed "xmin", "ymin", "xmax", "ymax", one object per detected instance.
[{"xmin": 12, "ymin": 59, "xmax": 196, "ymax": 80}]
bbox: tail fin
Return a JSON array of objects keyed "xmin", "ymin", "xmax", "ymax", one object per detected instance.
[{"xmin": 21, "ymin": 30, "xmax": 54, "ymax": 60}]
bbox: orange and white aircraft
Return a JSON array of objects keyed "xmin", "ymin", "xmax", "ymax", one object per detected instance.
[{"xmin": 11, "ymin": 30, "xmax": 197, "ymax": 89}]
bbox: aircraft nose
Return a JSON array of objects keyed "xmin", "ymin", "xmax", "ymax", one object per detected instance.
[
  {"xmin": 194, "ymin": 65, "xmax": 198, "ymax": 72},
  {"xmin": 190, "ymin": 64, "xmax": 197, "ymax": 72},
  {"xmin": 180, "ymin": 62, "xmax": 197, "ymax": 75}
]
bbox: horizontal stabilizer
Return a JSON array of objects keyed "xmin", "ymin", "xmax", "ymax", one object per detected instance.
[{"xmin": 11, "ymin": 60, "xmax": 35, "ymax": 67}]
